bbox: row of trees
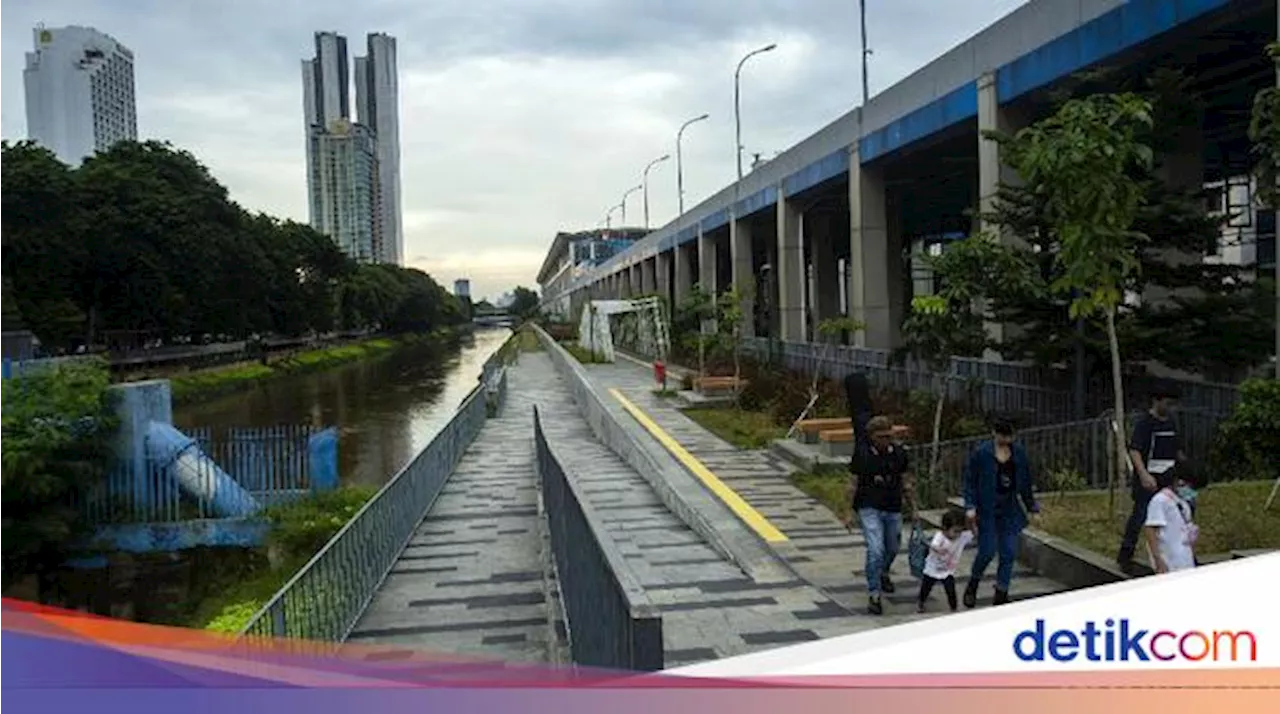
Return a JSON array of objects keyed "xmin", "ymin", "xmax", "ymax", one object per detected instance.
[
  {"xmin": 2, "ymin": 140, "xmax": 464, "ymax": 353},
  {"xmin": 900, "ymin": 61, "xmax": 1280, "ymax": 506}
]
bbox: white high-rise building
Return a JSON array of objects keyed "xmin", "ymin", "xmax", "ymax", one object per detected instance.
[
  {"xmin": 302, "ymin": 31, "xmax": 401, "ymax": 266},
  {"xmin": 23, "ymin": 25, "xmax": 137, "ymax": 166},
  {"xmin": 355, "ymin": 33, "xmax": 402, "ymax": 266}
]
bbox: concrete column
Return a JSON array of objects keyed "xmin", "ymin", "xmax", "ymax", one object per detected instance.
[
  {"xmin": 848, "ymin": 144, "xmax": 894, "ymax": 349},
  {"xmin": 674, "ymin": 242, "xmax": 693, "ymax": 307},
  {"xmin": 697, "ymin": 226, "xmax": 717, "ymax": 295},
  {"xmin": 656, "ymin": 251, "xmax": 672, "ymax": 307},
  {"xmin": 977, "ymin": 71, "xmax": 1030, "ymax": 353},
  {"xmin": 729, "ymin": 214, "xmax": 756, "ymax": 337},
  {"xmin": 111, "ymin": 380, "xmax": 173, "ymax": 508},
  {"xmin": 776, "ymin": 194, "xmax": 804, "ymax": 341},
  {"xmin": 629, "ymin": 264, "xmax": 641, "ymax": 297},
  {"xmin": 639, "ymin": 258, "xmax": 653, "ymax": 295},
  {"xmin": 810, "ymin": 213, "xmax": 841, "ymax": 340}
]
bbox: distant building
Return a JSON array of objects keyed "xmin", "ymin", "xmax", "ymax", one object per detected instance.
[
  {"xmin": 23, "ymin": 25, "xmax": 137, "ymax": 166},
  {"xmin": 536, "ymin": 228, "xmax": 648, "ymax": 320},
  {"xmin": 453, "ymin": 279, "xmax": 471, "ymax": 299},
  {"xmin": 302, "ymin": 31, "xmax": 401, "ymax": 265}
]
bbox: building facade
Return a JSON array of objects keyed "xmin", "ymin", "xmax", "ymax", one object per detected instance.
[
  {"xmin": 355, "ymin": 33, "xmax": 403, "ymax": 265},
  {"xmin": 23, "ymin": 25, "xmax": 137, "ymax": 166},
  {"xmin": 537, "ymin": 229, "xmax": 648, "ymax": 320},
  {"xmin": 302, "ymin": 31, "xmax": 401, "ymax": 265}
]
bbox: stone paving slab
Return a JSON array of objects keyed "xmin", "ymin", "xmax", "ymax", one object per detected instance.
[
  {"xmin": 347, "ymin": 359, "xmax": 554, "ymax": 664},
  {"xmin": 582, "ymin": 360, "xmax": 1073, "ymax": 618},
  {"xmin": 527, "ymin": 352, "xmax": 881, "ymax": 668}
]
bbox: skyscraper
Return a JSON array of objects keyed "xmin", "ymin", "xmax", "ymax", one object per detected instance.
[
  {"xmin": 302, "ymin": 31, "xmax": 401, "ymax": 266},
  {"xmin": 354, "ymin": 33, "xmax": 403, "ymax": 266},
  {"xmin": 23, "ymin": 25, "xmax": 137, "ymax": 166}
]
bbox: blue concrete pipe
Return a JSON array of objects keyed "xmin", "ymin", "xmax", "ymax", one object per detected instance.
[{"xmin": 145, "ymin": 422, "xmax": 260, "ymax": 518}]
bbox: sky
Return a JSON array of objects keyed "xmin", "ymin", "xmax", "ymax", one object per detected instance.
[{"xmin": 2, "ymin": 0, "xmax": 1029, "ymax": 301}]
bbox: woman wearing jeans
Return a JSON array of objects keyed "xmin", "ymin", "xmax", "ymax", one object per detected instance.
[{"xmin": 961, "ymin": 417, "xmax": 1039, "ymax": 608}]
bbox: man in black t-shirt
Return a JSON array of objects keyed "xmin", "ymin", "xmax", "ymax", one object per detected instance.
[
  {"xmin": 1117, "ymin": 385, "xmax": 1188, "ymax": 571},
  {"xmin": 844, "ymin": 415, "xmax": 916, "ymax": 615}
]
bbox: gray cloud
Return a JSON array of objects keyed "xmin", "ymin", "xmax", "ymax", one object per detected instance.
[{"xmin": 2, "ymin": 0, "xmax": 1027, "ymax": 300}]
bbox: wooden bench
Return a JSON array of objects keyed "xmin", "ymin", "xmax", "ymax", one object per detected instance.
[
  {"xmin": 795, "ymin": 417, "xmax": 852, "ymax": 444},
  {"xmin": 817, "ymin": 425, "xmax": 912, "ymax": 457},
  {"xmin": 693, "ymin": 376, "xmax": 748, "ymax": 395}
]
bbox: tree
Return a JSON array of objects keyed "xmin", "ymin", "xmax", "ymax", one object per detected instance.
[
  {"xmin": 1000, "ymin": 93, "xmax": 1154, "ymax": 512},
  {"xmin": 509, "ymin": 286, "xmax": 540, "ymax": 321},
  {"xmin": 1249, "ymin": 42, "xmax": 1280, "ymax": 379},
  {"xmin": 984, "ymin": 70, "xmax": 1271, "ymax": 383},
  {"xmin": 2, "ymin": 360, "xmax": 115, "ymax": 596},
  {"xmin": 898, "ymin": 234, "xmax": 1041, "ymax": 478}
]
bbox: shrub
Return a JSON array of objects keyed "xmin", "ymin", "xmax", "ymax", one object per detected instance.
[
  {"xmin": 261, "ymin": 486, "xmax": 377, "ymax": 558},
  {"xmin": 1209, "ymin": 378, "xmax": 1280, "ymax": 484}
]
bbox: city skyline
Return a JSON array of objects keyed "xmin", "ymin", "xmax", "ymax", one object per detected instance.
[
  {"xmin": 303, "ymin": 31, "xmax": 402, "ymax": 266},
  {"xmin": 0, "ymin": 0, "xmax": 1030, "ymax": 299},
  {"xmin": 22, "ymin": 24, "xmax": 137, "ymax": 166}
]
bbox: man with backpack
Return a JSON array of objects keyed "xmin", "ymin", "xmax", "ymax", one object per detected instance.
[{"xmin": 1117, "ymin": 385, "xmax": 1188, "ymax": 574}]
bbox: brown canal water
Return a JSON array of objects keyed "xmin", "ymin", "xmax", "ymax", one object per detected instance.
[{"xmin": 172, "ymin": 327, "xmax": 511, "ymax": 488}]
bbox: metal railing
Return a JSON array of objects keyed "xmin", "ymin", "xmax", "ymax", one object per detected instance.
[
  {"xmin": 238, "ymin": 345, "xmax": 513, "ymax": 642},
  {"xmin": 903, "ymin": 409, "xmax": 1227, "ymax": 508},
  {"xmin": 77, "ymin": 425, "xmax": 332, "ymax": 525},
  {"xmin": 741, "ymin": 337, "xmax": 1241, "ymax": 421},
  {"xmin": 534, "ymin": 406, "xmax": 663, "ymax": 671}
]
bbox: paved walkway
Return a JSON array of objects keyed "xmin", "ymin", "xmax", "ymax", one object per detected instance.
[
  {"xmin": 586, "ymin": 358, "xmax": 1070, "ymax": 615},
  {"xmin": 527, "ymin": 352, "xmax": 878, "ymax": 667},
  {"xmin": 347, "ymin": 355, "xmax": 555, "ymax": 663}
]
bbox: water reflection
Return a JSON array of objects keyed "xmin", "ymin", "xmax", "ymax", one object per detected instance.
[{"xmin": 173, "ymin": 328, "xmax": 511, "ymax": 487}]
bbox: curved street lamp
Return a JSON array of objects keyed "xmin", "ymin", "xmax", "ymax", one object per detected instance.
[
  {"xmin": 642, "ymin": 154, "xmax": 670, "ymax": 230},
  {"xmin": 735, "ymin": 43, "xmax": 777, "ymax": 181},
  {"xmin": 620, "ymin": 185, "xmax": 642, "ymax": 226},
  {"xmin": 676, "ymin": 113, "xmax": 709, "ymax": 215},
  {"xmin": 605, "ymin": 202, "xmax": 623, "ymax": 230}
]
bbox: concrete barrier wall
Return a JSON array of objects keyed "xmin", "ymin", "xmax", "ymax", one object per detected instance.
[{"xmin": 532, "ymin": 324, "xmax": 793, "ymax": 584}]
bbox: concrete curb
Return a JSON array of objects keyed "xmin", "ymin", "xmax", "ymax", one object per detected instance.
[{"xmin": 534, "ymin": 326, "xmax": 795, "ymax": 585}]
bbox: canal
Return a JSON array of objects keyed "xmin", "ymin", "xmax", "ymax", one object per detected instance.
[{"xmin": 173, "ymin": 327, "xmax": 511, "ymax": 487}]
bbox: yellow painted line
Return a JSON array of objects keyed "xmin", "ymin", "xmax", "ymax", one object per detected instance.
[{"xmin": 607, "ymin": 388, "xmax": 788, "ymax": 543}]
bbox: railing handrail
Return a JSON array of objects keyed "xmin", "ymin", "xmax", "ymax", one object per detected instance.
[{"xmin": 238, "ymin": 340, "xmax": 514, "ymax": 638}]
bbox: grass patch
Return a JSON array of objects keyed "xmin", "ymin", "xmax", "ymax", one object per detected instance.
[
  {"xmin": 166, "ymin": 333, "xmax": 445, "ymax": 405},
  {"xmin": 790, "ymin": 465, "xmax": 850, "ymax": 522},
  {"xmin": 683, "ymin": 407, "xmax": 786, "ymax": 450},
  {"xmin": 652, "ymin": 388, "xmax": 679, "ymax": 398},
  {"xmin": 1037, "ymin": 480, "xmax": 1280, "ymax": 558},
  {"xmin": 187, "ymin": 486, "xmax": 377, "ymax": 633},
  {"xmin": 563, "ymin": 342, "xmax": 606, "ymax": 364}
]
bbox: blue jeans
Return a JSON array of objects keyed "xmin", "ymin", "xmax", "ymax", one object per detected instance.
[
  {"xmin": 858, "ymin": 507, "xmax": 902, "ymax": 597},
  {"xmin": 970, "ymin": 520, "xmax": 1020, "ymax": 591}
]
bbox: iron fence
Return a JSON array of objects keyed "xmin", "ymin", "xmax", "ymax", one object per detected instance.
[
  {"xmin": 742, "ymin": 337, "xmax": 1241, "ymax": 422},
  {"xmin": 902, "ymin": 409, "xmax": 1228, "ymax": 508},
  {"xmin": 77, "ymin": 425, "xmax": 332, "ymax": 525},
  {"xmin": 237, "ymin": 343, "xmax": 513, "ymax": 642},
  {"xmin": 534, "ymin": 406, "xmax": 663, "ymax": 671}
]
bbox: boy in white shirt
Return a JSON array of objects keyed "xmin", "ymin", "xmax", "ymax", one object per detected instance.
[
  {"xmin": 917, "ymin": 509, "xmax": 974, "ymax": 612},
  {"xmin": 1144, "ymin": 469, "xmax": 1199, "ymax": 573}
]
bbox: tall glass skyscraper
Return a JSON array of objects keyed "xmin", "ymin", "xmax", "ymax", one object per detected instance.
[{"xmin": 302, "ymin": 31, "xmax": 401, "ymax": 265}]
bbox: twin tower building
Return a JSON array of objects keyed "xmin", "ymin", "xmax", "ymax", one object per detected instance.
[{"xmin": 304, "ymin": 32, "xmax": 403, "ymax": 266}]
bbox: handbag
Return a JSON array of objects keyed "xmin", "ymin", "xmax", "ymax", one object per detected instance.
[{"xmin": 908, "ymin": 521, "xmax": 928, "ymax": 580}]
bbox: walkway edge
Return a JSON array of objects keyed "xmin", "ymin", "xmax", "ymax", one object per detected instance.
[
  {"xmin": 532, "ymin": 326, "xmax": 794, "ymax": 585},
  {"xmin": 607, "ymin": 388, "xmax": 787, "ymax": 543}
]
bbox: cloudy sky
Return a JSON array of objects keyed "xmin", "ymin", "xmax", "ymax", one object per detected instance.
[{"xmin": 2, "ymin": 0, "xmax": 1027, "ymax": 300}]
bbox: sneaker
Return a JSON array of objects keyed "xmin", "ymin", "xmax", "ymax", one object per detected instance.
[
  {"xmin": 867, "ymin": 597, "xmax": 883, "ymax": 615},
  {"xmin": 993, "ymin": 588, "xmax": 1010, "ymax": 606},
  {"xmin": 880, "ymin": 574, "xmax": 895, "ymax": 594},
  {"xmin": 962, "ymin": 579, "xmax": 979, "ymax": 609},
  {"xmin": 916, "ymin": 602, "xmax": 926, "ymax": 614}
]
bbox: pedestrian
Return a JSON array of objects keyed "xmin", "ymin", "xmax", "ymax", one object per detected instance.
[
  {"xmin": 1117, "ymin": 385, "xmax": 1187, "ymax": 573},
  {"xmin": 1144, "ymin": 467, "xmax": 1198, "ymax": 574},
  {"xmin": 844, "ymin": 413, "xmax": 917, "ymax": 615},
  {"xmin": 961, "ymin": 417, "xmax": 1039, "ymax": 608},
  {"xmin": 917, "ymin": 508, "xmax": 973, "ymax": 613}
]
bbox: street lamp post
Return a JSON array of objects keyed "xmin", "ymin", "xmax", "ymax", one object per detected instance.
[
  {"xmin": 735, "ymin": 43, "xmax": 777, "ymax": 181},
  {"xmin": 621, "ymin": 185, "xmax": 642, "ymax": 226},
  {"xmin": 606, "ymin": 203, "xmax": 622, "ymax": 230},
  {"xmin": 642, "ymin": 154, "xmax": 670, "ymax": 230},
  {"xmin": 676, "ymin": 113, "xmax": 709, "ymax": 215},
  {"xmin": 858, "ymin": 1, "xmax": 870, "ymax": 106}
]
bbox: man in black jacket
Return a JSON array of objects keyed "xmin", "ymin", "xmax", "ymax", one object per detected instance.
[{"xmin": 1117, "ymin": 385, "xmax": 1187, "ymax": 572}]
